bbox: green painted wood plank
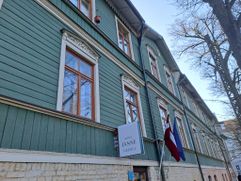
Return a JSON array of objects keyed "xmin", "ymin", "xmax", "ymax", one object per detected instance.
[
  {"xmin": 65, "ymin": 121, "xmax": 73, "ymax": 153},
  {"xmin": 53, "ymin": 118, "xmax": 61, "ymax": 152},
  {"xmin": 21, "ymin": 111, "xmax": 35, "ymax": 150},
  {"xmin": 71, "ymin": 122, "xmax": 77, "ymax": 153},
  {"xmin": 11, "ymin": 109, "xmax": 27, "ymax": 149},
  {"xmin": 46, "ymin": 117, "xmax": 55, "ymax": 151},
  {"xmin": 1, "ymin": 106, "xmax": 18, "ymax": 148},
  {"xmin": 0, "ymin": 88, "xmax": 55, "ymax": 110},
  {"xmin": 90, "ymin": 128, "xmax": 95, "ymax": 155},
  {"xmin": 6, "ymin": 0, "xmax": 62, "ymax": 43},
  {"xmin": 58, "ymin": 119, "xmax": 67, "ymax": 152},
  {"xmin": 30, "ymin": 113, "xmax": 42, "ymax": 150},
  {"xmin": 0, "ymin": 78, "xmax": 56, "ymax": 103},
  {"xmin": 38, "ymin": 115, "xmax": 49, "ymax": 151},
  {"xmin": 0, "ymin": 12, "xmax": 59, "ymax": 61},
  {"xmin": 0, "ymin": 51, "xmax": 57, "ymax": 83},
  {"xmin": 0, "ymin": 104, "xmax": 9, "ymax": 146},
  {"xmin": 76, "ymin": 124, "xmax": 82, "ymax": 154}
]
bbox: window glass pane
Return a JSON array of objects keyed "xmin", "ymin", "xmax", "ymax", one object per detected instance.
[
  {"xmin": 124, "ymin": 39, "xmax": 129, "ymax": 54},
  {"xmin": 70, "ymin": 0, "xmax": 78, "ymax": 6},
  {"xmin": 81, "ymin": 0, "xmax": 90, "ymax": 17},
  {"xmin": 80, "ymin": 79, "xmax": 92, "ymax": 119},
  {"xmin": 62, "ymin": 70, "xmax": 78, "ymax": 115},
  {"xmin": 126, "ymin": 103, "xmax": 132, "ymax": 124},
  {"xmin": 159, "ymin": 106, "xmax": 167, "ymax": 131},
  {"xmin": 132, "ymin": 105, "xmax": 139, "ymax": 122},
  {"xmin": 124, "ymin": 89, "xmax": 130, "ymax": 101},
  {"xmin": 79, "ymin": 60, "xmax": 92, "ymax": 77},
  {"xmin": 65, "ymin": 51, "xmax": 79, "ymax": 71}
]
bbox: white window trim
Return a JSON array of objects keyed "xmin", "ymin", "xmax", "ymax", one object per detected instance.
[
  {"xmin": 0, "ymin": 0, "xmax": 3, "ymax": 9},
  {"xmin": 175, "ymin": 112, "xmax": 189, "ymax": 149},
  {"xmin": 56, "ymin": 32, "xmax": 100, "ymax": 123},
  {"xmin": 115, "ymin": 16, "xmax": 135, "ymax": 61},
  {"xmin": 157, "ymin": 98, "xmax": 169, "ymax": 132},
  {"xmin": 164, "ymin": 66, "xmax": 175, "ymax": 95},
  {"xmin": 121, "ymin": 75, "xmax": 147, "ymax": 137},
  {"xmin": 147, "ymin": 46, "xmax": 161, "ymax": 81}
]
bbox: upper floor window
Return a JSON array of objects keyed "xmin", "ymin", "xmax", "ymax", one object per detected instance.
[
  {"xmin": 63, "ymin": 49, "xmax": 94, "ymax": 119},
  {"xmin": 69, "ymin": 0, "xmax": 92, "ymax": 19},
  {"xmin": 116, "ymin": 18, "xmax": 133, "ymax": 58},
  {"xmin": 165, "ymin": 66, "xmax": 175, "ymax": 94},
  {"xmin": 176, "ymin": 114, "xmax": 189, "ymax": 148},
  {"xmin": 148, "ymin": 47, "xmax": 160, "ymax": 80},
  {"xmin": 57, "ymin": 32, "xmax": 100, "ymax": 122},
  {"xmin": 192, "ymin": 124, "xmax": 202, "ymax": 153},
  {"xmin": 122, "ymin": 75, "xmax": 146, "ymax": 137},
  {"xmin": 157, "ymin": 99, "xmax": 168, "ymax": 131}
]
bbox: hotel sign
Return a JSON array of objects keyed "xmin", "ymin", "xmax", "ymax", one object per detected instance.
[{"xmin": 118, "ymin": 121, "xmax": 144, "ymax": 157}]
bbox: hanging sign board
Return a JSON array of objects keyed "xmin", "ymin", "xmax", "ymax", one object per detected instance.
[{"xmin": 118, "ymin": 121, "xmax": 144, "ymax": 157}]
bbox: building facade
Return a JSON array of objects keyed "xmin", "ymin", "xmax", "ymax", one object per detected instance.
[
  {"xmin": 0, "ymin": 0, "xmax": 230, "ymax": 180},
  {"xmin": 219, "ymin": 119, "xmax": 241, "ymax": 178}
]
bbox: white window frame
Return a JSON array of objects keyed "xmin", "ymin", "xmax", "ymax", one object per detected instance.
[
  {"xmin": 69, "ymin": 0, "xmax": 96, "ymax": 21},
  {"xmin": 57, "ymin": 32, "xmax": 100, "ymax": 122},
  {"xmin": 147, "ymin": 46, "xmax": 161, "ymax": 81},
  {"xmin": 0, "ymin": 0, "xmax": 3, "ymax": 9},
  {"xmin": 164, "ymin": 66, "xmax": 175, "ymax": 95},
  {"xmin": 115, "ymin": 16, "xmax": 135, "ymax": 60},
  {"xmin": 121, "ymin": 75, "xmax": 147, "ymax": 137},
  {"xmin": 175, "ymin": 112, "xmax": 189, "ymax": 149}
]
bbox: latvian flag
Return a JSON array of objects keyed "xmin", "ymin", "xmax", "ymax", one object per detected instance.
[{"xmin": 164, "ymin": 115, "xmax": 180, "ymax": 162}]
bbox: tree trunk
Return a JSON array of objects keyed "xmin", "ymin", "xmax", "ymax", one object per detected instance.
[
  {"xmin": 204, "ymin": 0, "xmax": 241, "ymax": 70},
  {"xmin": 205, "ymin": 35, "xmax": 241, "ymax": 124}
]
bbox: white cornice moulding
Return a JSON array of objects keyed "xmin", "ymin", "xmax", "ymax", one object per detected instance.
[{"xmin": 0, "ymin": 0, "xmax": 3, "ymax": 9}]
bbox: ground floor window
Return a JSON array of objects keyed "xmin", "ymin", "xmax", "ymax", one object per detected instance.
[{"xmin": 133, "ymin": 167, "xmax": 148, "ymax": 181}]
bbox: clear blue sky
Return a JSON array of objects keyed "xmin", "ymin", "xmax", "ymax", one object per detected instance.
[{"xmin": 130, "ymin": 0, "xmax": 233, "ymax": 121}]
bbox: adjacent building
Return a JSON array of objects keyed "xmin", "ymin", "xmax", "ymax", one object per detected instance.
[
  {"xmin": 0, "ymin": 0, "xmax": 230, "ymax": 180},
  {"xmin": 219, "ymin": 119, "xmax": 241, "ymax": 178}
]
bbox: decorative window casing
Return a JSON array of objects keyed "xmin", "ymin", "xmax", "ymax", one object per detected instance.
[
  {"xmin": 57, "ymin": 32, "xmax": 100, "ymax": 122},
  {"xmin": 116, "ymin": 17, "xmax": 134, "ymax": 59},
  {"xmin": 157, "ymin": 98, "xmax": 168, "ymax": 131},
  {"xmin": 122, "ymin": 75, "xmax": 147, "ymax": 137},
  {"xmin": 69, "ymin": 0, "xmax": 95, "ymax": 20},
  {"xmin": 147, "ymin": 46, "xmax": 160, "ymax": 81},
  {"xmin": 164, "ymin": 66, "xmax": 175, "ymax": 95},
  {"xmin": 175, "ymin": 112, "xmax": 189, "ymax": 148}
]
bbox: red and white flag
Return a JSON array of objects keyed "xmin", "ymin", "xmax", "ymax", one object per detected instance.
[{"xmin": 164, "ymin": 115, "xmax": 180, "ymax": 162}]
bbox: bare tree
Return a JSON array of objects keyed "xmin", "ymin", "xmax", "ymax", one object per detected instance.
[
  {"xmin": 176, "ymin": 0, "xmax": 241, "ymax": 70},
  {"xmin": 170, "ymin": 10, "xmax": 241, "ymax": 123}
]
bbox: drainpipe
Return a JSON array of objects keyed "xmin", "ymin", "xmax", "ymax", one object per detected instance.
[
  {"xmin": 137, "ymin": 22, "xmax": 166, "ymax": 181},
  {"xmin": 177, "ymin": 75, "xmax": 205, "ymax": 181}
]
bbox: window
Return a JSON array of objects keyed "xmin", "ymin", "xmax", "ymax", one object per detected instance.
[
  {"xmin": 122, "ymin": 75, "xmax": 146, "ymax": 136},
  {"xmin": 192, "ymin": 124, "xmax": 202, "ymax": 153},
  {"xmin": 208, "ymin": 175, "xmax": 212, "ymax": 181},
  {"xmin": 165, "ymin": 66, "xmax": 175, "ymax": 94},
  {"xmin": 202, "ymin": 133, "xmax": 210, "ymax": 156},
  {"xmin": 182, "ymin": 88, "xmax": 190, "ymax": 109},
  {"xmin": 158, "ymin": 99, "xmax": 168, "ymax": 131},
  {"xmin": 176, "ymin": 114, "xmax": 189, "ymax": 148},
  {"xmin": 124, "ymin": 86, "xmax": 141, "ymax": 124},
  {"xmin": 69, "ymin": 0, "xmax": 92, "ymax": 19},
  {"xmin": 116, "ymin": 18, "xmax": 133, "ymax": 57},
  {"xmin": 62, "ymin": 49, "xmax": 94, "ymax": 119},
  {"xmin": 148, "ymin": 47, "xmax": 160, "ymax": 80},
  {"xmin": 57, "ymin": 31, "xmax": 100, "ymax": 122},
  {"xmin": 133, "ymin": 167, "xmax": 148, "ymax": 181}
]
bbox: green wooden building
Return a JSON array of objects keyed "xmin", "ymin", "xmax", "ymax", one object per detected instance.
[{"xmin": 0, "ymin": 0, "xmax": 230, "ymax": 180}]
